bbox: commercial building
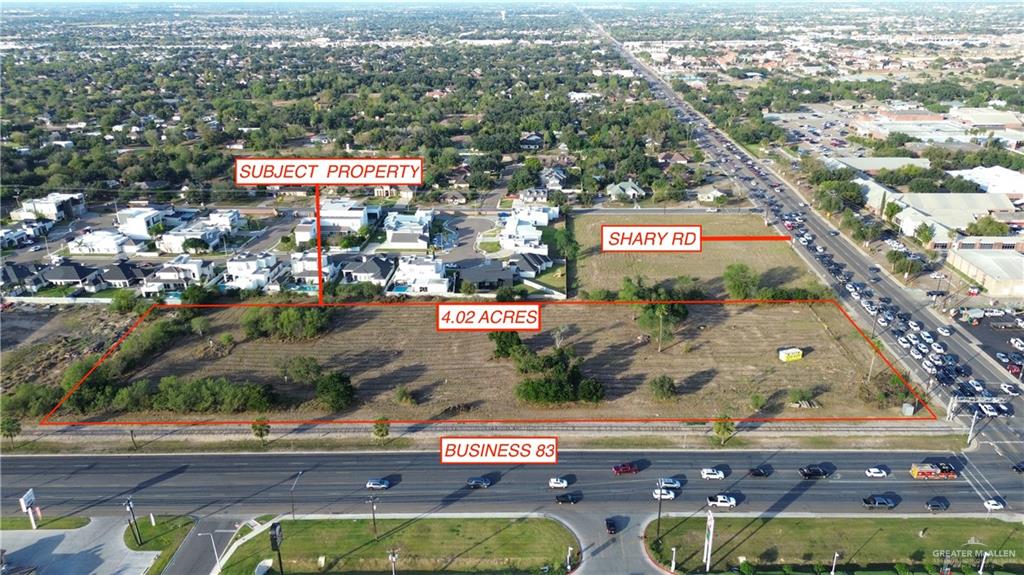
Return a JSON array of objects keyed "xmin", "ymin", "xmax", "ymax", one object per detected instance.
[
  {"xmin": 947, "ymin": 166, "xmax": 1024, "ymax": 200},
  {"xmin": 946, "ymin": 249, "xmax": 1024, "ymax": 298}
]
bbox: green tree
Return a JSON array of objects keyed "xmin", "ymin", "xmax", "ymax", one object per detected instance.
[
  {"xmin": 886, "ymin": 249, "xmax": 908, "ymax": 271},
  {"xmin": 723, "ymin": 263, "xmax": 761, "ymax": 299},
  {"xmin": 251, "ymin": 418, "xmax": 270, "ymax": 446},
  {"xmin": 190, "ymin": 316, "xmax": 211, "ymax": 337},
  {"xmin": 489, "ymin": 331, "xmax": 525, "ymax": 358},
  {"xmin": 1, "ymin": 416, "xmax": 22, "ymax": 446},
  {"xmin": 110, "ymin": 290, "xmax": 141, "ymax": 313},
  {"xmin": 317, "ymin": 371, "xmax": 356, "ymax": 411},
  {"xmin": 965, "ymin": 216, "xmax": 1010, "ymax": 237},
  {"xmin": 712, "ymin": 416, "xmax": 735, "ymax": 445},
  {"xmin": 914, "ymin": 222, "xmax": 935, "ymax": 245},
  {"xmin": 372, "ymin": 417, "xmax": 390, "ymax": 441},
  {"xmin": 181, "ymin": 238, "xmax": 209, "ymax": 253},
  {"xmin": 884, "ymin": 201, "xmax": 903, "ymax": 223},
  {"xmin": 278, "ymin": 356, "xmax": 322, "ymax": 385},
  {"xmin": 460, "ymin": 281, "xmax": 478, "ymax": 296}
]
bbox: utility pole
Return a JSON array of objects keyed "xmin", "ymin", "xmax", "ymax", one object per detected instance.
[
  {"xmin": 978, "ymin": 551, "xmax": 989, "ymax": 575},
  {"xmin": 124, "ymin": 497, "xmax": 142, "ymax": 546},
  {"xmin": 830, "ymin": 551, "xmax": 840, "ymax": 575},
  {"xmin": 671, "ymin": 547, "xmax": 677, "ymax": 573},
  {"xmin": 656, "ymin": 490, "xmax": 664, "ymax": 541},
  {"xmin": 289, "ymin": 470, "xmax": 304, "ymax": 520},
  {"xmin": 367, "ymin": 496, "xmax": 379, "ymax": 540},
  {"xmin": 388, "ymin": 549, "xmax": 399, "ymax": 575},
  {"xmin": 967, "ymin": 409, "xmax": 979, "ymax": 446},
  {"xmin": 566, "ymin": 546, "xmax": 574, "ymax": 571}
]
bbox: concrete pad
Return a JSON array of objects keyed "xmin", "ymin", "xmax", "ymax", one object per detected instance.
[{"xmin": 1, "ymin": 517, "xmax": 159, "ymax": 575}]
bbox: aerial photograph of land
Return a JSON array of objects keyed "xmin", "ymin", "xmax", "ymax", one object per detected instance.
[{"xmin": 1, "ymin": 1, "xmax": 1022, "ymax": 574}]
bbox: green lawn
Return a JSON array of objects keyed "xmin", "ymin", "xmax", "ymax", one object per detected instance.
[
  {"xmin": 647, "ymin": 517, "xmax": 1023, "ymax": 573},
  {"xmin": 498, "ymin": 198, "xmax": 514, "ymax": 209},
  {"xmin": 82, "ymin": 287, "xmax": 136, "ymax": 299},
  {"xmin": 34, "ymin": 285, "xmax": 77, "ymax": 297},
  {"xmin": 123, "ymin": 515, "xmax": 196, "ymax": 575},
  {"xmin": 533, "ymin": 263, "xmax": 567, "ymax": 293},
  {"xmin": 221, "ymin": 518, "xmax": 576, "ymax": 574},
  {"xmin": 479, "ymin": 241, "xmax": 501, "ymax": 253},
  {"xmin": 1, "ymin": 516, "xmax": 91, "ymax": 530}
]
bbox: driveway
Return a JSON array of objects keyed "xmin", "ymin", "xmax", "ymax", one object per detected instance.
[{"xmin": 1, "ymin": 517, "xmax": 159, "ymax": 575}]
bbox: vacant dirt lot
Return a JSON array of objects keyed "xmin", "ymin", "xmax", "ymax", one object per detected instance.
[
  {"xmin": 575, "ymin": 214, "xmax": 816, "ymax": 296},
  {"xmin": 54, "ymin": 301, "xmax": 928, "ymax": 422}
]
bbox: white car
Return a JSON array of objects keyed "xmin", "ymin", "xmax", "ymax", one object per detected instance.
[
  {"xmin": 28, "ymin": 245, "xmax": 43, "ymax": 252},
  {"xmin": 701, "ymin": 468, "xmax": 725, "ymax": 480},
  {"xmin": 930, "ymin": 342, "xmax": 946, "ymax": 354},
  {"xmin": 920, "ymin": 331, "xmax": 934, "ymax": 344},
  {"xmin": 937, "ymin": 326, "xmax": 953, "ymax": 337},
  {"xmin": 1000, "ymin": 383, "xmax": 1021, "ymax": 397},
  {"xmin": 979, "ymin": 403, "xmax": 999, "ymax": 418},
  {"xmin": 996, "ymin": 352, "xmax": 1010, "ymax": 363},
  {"xmin": 968, "ymin": 379, "xmax": 985, "ymax": 393},
  {"xmin": 706, "ymin": 208, "xmax": 719, "ymax": 213},
  {"xmin": 983, "ymin": 499, "xmax": 1005, "ymax": 511},
  {"xmin": 908, "ymin": 320, "xmax": 922, "ymax": 331},
  {"xmin": 707, "ymin": 494, "xmax": 737, "ymax": 508},
  {"xmin": 910, "ymin": 348, "xmax": 924, "ymax": 360},
  {"xmin": 864, "ymin": 468, "xmax": 888, "ymax": 478},
  {"xmin": 653, "ymin": 488, "xmax": 677, "ymax": 501},
  {"xmin": 907, "ymin": 333, "xmax": 920, "ymax": 345},
  {"xmin": 656, "ymin": 477, "xmax": 682, "ymax": 489},
  {"xmin": 548, "ymin": 477, "xmax": 569, "ymax": 489},
  {"xmin": 897, "ymin": 337, "xmax": 910, "ymax": 349},
  {"xmin": 365, "ymin": 478, "xmax": 391, "ymax": 490}
]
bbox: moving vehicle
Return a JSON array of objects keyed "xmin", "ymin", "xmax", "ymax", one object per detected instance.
[
  {"xmin": 366, "ymin": 478, "xmax": 391, "ymax": 490},
  {"xmin": 983, "ymin": 499, "xmax": 1004, "ymax": 511},
  {"xmin": 706, "ymin": 494, "xmax": 737, "ymax": 508},
  {"xmin": 700, "ymin": 468, "xmax": 725, "ymax": 480},
  {"xmin": 653, "ymin": 488, "xmax": 676, "ymax": 501},
  {"xmin": 909, "ymin": 463, "xmax": 957, "ymax": 480},
  {"xmin": 749, "ymin": 466, "xmax": 771, "ymax": 478},
  {"xmin": 799, "ymin": 466, "xmax": 829, "ymax": 479},
  {"xmin": 549, "ymin": 477, "xmax": 568, "ymax": 489},
  {"xmin": 612, "ymin": 463, "xmax": 639, "ymax": 475},
  {"xmin": 925, "ymin": 498, "xmax": 948, "ymax": 512},
  {"xmin": 864, "ymin": 468, "xmax": 888, "ymax": 478},
  {"xmin": 862, "ymin": 495, "xmax": 896, "ymax": 510},
  {"xmin": 466, "ymin": 477, "xmax": 492, "ymax": 489},
  {"xmin": 1001, "ymin": 383, "xmax": 1021, "ymax": 397},
  {"xmin": 656, "ymin": 478, "xmax": 682, "ymax": 489},
  {"xmin": 555, "ymin": 493, "xmax": 580, "ymax": 504}
]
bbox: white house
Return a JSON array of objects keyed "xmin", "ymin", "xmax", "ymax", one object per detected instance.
[
  {"xmin": 209, "ymin": 209, "xmax": 241, "ymax": 233},
  {"xmin": 388, "ymin": 256, "xmax": 451, "ymax": 295},
  {"xmin": 158, "ymin": 219, "xmax": 223, "ymax": 253},
  {"xmin": 140, "ymin": 255, "xmax": 213, "ymax": 296},
  {"xmin": 68, "ymin": 230, "xmax": 140, "ymax": 255},
  {"xmin": 539, "ymin": 167, "xmax": 568, "ymax": 191},
  {"xmin": 290, "ymin": 250, "xmax": 338, "ymax": 285},
  {"xmin": 383, "ymin": 209, "xmax": 433, "ymax": 249},
  {"xmin": 294, "ymin": 219, "xmax": 318, "ymax": 244},
  {"xmin": 321, "ymin": 199, "xmax": 372, "ymax": 234},
  {"xmin": 697, "ymin": 189, "xmax": 727, "ymax": 203},
  {"xmin": 116, "ymin": 207, "xmax": 165, "ymax": 240},
  {"xmin": 0, "ymin": 228, "xmax": 28, "ymax": 248},
  {"xmin": 224, "ymin": 252, "xmax": 286, "ymax": 291},
  {"xmin": 510, "ymin": 205, "xmax": 559, "ymax": 227},
  {"xmin": 605, "ymin": 180, "xmax": 647, "ymax": 201},
  {"xmin": 519, "ymin": 188, "xmax": 549, "ymax": 203},
  {"xmin": 12, "ymin": 193, "xmax": 86, "ymax": 222},
  {"xmin": 499, "ymin": 214, "xmax": 548, "ymax": 256}
]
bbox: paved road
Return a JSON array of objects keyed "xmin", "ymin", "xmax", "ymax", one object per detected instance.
[
  {"xmin": 588, "ymin": 17, "xmax": 1024, "ymax": 463},
  {"xmin": 3, "ymin": 450, "xmax": 1020, "ymax": 574}
]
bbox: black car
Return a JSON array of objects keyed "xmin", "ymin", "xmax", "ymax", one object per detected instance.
[
  {"xmin": 555, "ymin": 493, "xmax": 580, "ymax": 505},
  {"xmin": 466, "ymin": 477, "xmax": 492, "ymax": 489},
  {"xmin": 1013, "ymin": 462, "xmax": 1024, "ymax": 474},
  {"xmin": 926, "ymin": 498, "xmax": 949, "ymax": 512},
  {"xmin": 862, "ymin": 495, "xmax": 896, "ymax": 510},
  {"xmin": 749, "ymin": 466, "xmax": 772, "ymax": 478},
  {"xmin": 799, "ymin": 465, "xmax": 829, "ymax": 479},
  {"xmin": 605, "ymin": 518, "xmax": 617, "ymax": 534}
]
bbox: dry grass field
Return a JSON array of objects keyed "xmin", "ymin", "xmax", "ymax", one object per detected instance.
[
  {"xmin": 574, "ymin": 213, "xmax": 816, "ymax": 296},
  {"xmin": 58, "ymin": 300, "xmax": 930, "ymax": 423}
]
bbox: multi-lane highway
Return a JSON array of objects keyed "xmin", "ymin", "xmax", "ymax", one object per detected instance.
[
  {"xmin": 2, "ymin": 451, "xmax": 1018, "ymax": 518},
  {"xmin": 589, "ymin": 17, "xmax": 1024, "ymax": 463}
]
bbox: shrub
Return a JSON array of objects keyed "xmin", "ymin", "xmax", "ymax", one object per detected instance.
[
  {"xmin": 5, "ymin": 383, "xmax": 63, "ymax": 418},
  {"xmin": 394, "ymin": 386, "xmax": 416, "ymax": 405},
  {"xmin": 488, "ymin": 331, "xmax": 524, "ymax": 358},
  {"xmin": 112, "ymin": 380, "xmax": 152, "ymax": 412},
  {"xmin": 750, "ymin": 393, "xmax": 766, "ymax": 410},
  {"xmin": 278, "ymin": 356, "xmax": 322, "ymax": 386},
  {"xmin": 649, "ymin": 375, "xmax": 677, "ymax": 400},
  {"xmin": 788, "ymin": 388, "xmax": 814, "ymax": 403},
  {"xmin": 110, "ymin": 290, "xmax": 140, "ymax": 313}
]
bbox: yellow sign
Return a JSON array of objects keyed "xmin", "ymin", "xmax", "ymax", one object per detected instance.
[{"xmin": 778, "ymin": 348, "xmax": 803, "ymax": 362}]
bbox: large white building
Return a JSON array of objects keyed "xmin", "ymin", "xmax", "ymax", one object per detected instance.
[
  {"xmin": 68, "ymin": 230, "xmax": 140, "ymax": 255},
  {"xmin": 140, "ymin": 255, "xmax": 213, "ymax": 296},
  {"xmin": 224, "ymin": 252, "xmax": 286, "ymax": 291},
  {"xmin": 499, "ymin": 214, "xmax": 548, "ymax": 256},
  {"xmin": 158, "ymin": 219, "xmax": 224, "ymax": 253},
  {"xmin": 388, "ymin": 256, "xmax": 451, "ymax": 295},
  {"xmin": 382, "ymin": 209, "xmax": 432, "ymax": 249},
  {"xmin": 320, "ymin": 199, "xmax": 380, "ymax": 234},
  {"xmin": 116, "ymin": 207, "xmax": 165, "ymax": 240},
  {"xmin": 947, "ymin": 166, "xmax": 1024, "ymax": 200},
  {"xmin": 12, "ymin": 193, "xmax": 86, "ymax": 222}
]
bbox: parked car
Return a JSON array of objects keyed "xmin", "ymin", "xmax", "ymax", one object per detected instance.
[
  {"xmin": 1001, "ymin": 383, "xmax": 1021, "ymax": 397},
  {"xmin": 605, "ymin": 518, "xmax": 618, "ymax": 534}
]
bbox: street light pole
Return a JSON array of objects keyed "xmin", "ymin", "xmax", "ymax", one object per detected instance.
[
  {"xmin": 656, "ymin": 491, "xmax": 664, "ymax": 541},
  {"xmin": 671, "ymin": 547, "xmax": 677, "ymax": 573},
  {"xmin": 290, "ymin": 470, "xmax": 304, "ymax": 520},
  {"xmin": 566, "ymin": 546, "xmax": 573, "ymax": 571},
  {"xmin": 367, "ymin": 496, "xmax": 379, "ymax": 540},
  {"xmin": 124, "ymin": 497, "xmax": 142, "ymax": 546},
  {"xmin": 830, "ymin": 551, "xmax": 840, "ymax": 575},
  {"xmin": 978, "ymin": 551, "xmax": 989, "ymax": 575},
  {"xmin": 388, "ymin": 549, "xmax": 399, "ymax": 575}
]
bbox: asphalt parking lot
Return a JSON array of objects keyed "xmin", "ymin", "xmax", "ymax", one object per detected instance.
[{"xmin": 1, "ymin": 517, "xmax": 159, "ymax": 575}]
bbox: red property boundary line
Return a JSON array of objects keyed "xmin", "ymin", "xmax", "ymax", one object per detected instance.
[{"xmin": 39, "ymin": 298, "xmax": 937, "ymax": 427}]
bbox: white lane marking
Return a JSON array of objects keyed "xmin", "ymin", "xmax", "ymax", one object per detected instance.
[{"xmin": 961, "ymin": 452, "xmax": 1002, "ymax": 501}]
